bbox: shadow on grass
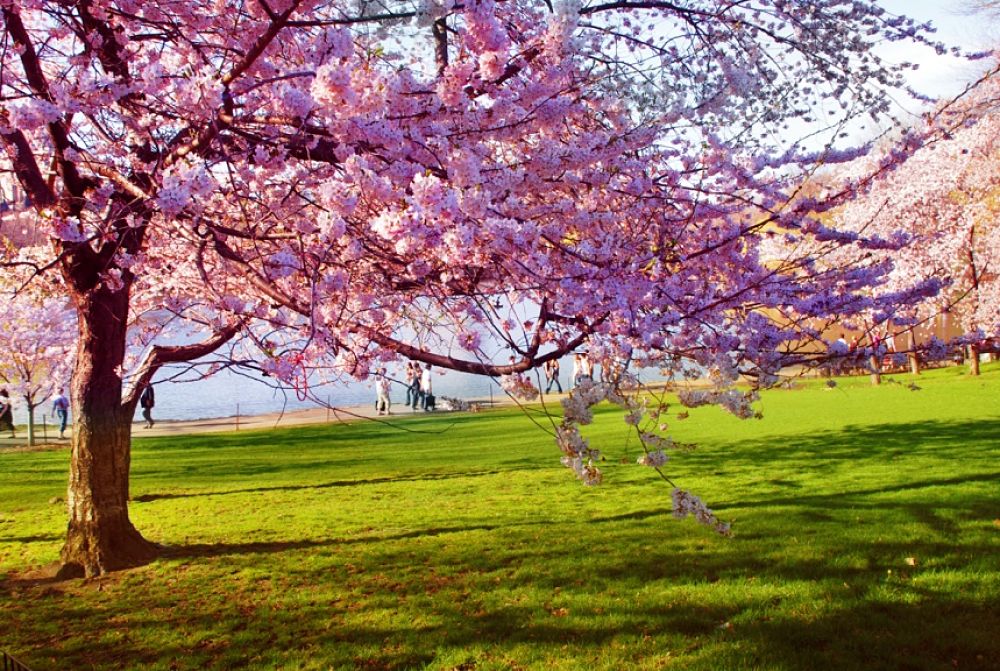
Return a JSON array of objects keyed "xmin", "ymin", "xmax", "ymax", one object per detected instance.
[
  {"xmin": 158, "ymin": 521, "xmax": 551, "ymax": 559},
  {"xmin": 716, "ymin": 599, "xmax": 999, "ymax": 671},
  {"xmin": 15, "ymin": 589, "xmax": 997, "ymax": 671},
  {"xmin": 708, "ymin": 418, "xmax": 1000, "ymax": 467},
  {"xmin": 132, "ymin": 410, "xmax": 533, "ymax": 451},
  {"xmin": 293, "ymin": 531, "xmax": 999, "ymax": 670},
  {"xmin": 132, "ymin": 465, "xmax": 549, "ymax": 502},
  {"xmin": 108, "ymin": 565, "xmax": 995, "ymax": 671},
  {"xmin": 0, "ymin": 534, "xmax": 62, "ymax": 544},
  {"xmin": 7, "ymin": 521, "xmax": 999, "ymax": 670},
  {"xmin": 713, "ymin": 471, "xmax": 1000, "ymax": 512}
]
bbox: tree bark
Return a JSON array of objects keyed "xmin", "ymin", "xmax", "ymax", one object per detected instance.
[
  {"xmin": 433, "ymin": 17, "xmax": 448, "ymax": 76},
  {"xmin": 968, "ymin": 344, "xmax": 981, "ymax": 376},
  {"xmin": 908, "ymin": 331, "xmax": 921, "ymax": 375},
  {"xmin": 869, "ymin": 354, "xmax": 882, "ymax": 386},
  {"xmin": 26, "ymin": 401, "xmax": 36, "ymax": 447},
  {"xmin": 57, "ymin": 286, "xmax": 157, "ymax": 579}
]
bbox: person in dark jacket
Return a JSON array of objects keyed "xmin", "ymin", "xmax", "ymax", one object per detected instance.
[
  {"xmin": 139, "ymin": 384, "xmax": 155, "ymax": 428},
  {"xmin": 0, "ymin": 389, "xmax": 14, "ymax": 438}
]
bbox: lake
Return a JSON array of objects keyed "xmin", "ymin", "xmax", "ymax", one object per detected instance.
[{"xmin": 13, "ymin": 355, "xmax": 665, "ymax": 425}]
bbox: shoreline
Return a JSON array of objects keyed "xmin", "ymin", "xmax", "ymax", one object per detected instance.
[
  {"xmin": 0, "ymin": 377, "xmax": 707, "ymax": 448},
  {"xmin": 0, "ymin": 395, "xmax": 522, "ymax": 448},
  {"xmin": 135, "ymin": 401, "xmax": 439, "ymax": 437}
]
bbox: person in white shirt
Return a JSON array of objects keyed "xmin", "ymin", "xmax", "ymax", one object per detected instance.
[
  {"xmin": 572, "ymin": 352, "xmax": 593, "ymax": 388},
  {"xmin": 420, "ymin": 364, "xmax": 434, "ymax": 411},
  {"xmin": 374, "ymin": 368, "xmax": 392, "ymax": 415}
]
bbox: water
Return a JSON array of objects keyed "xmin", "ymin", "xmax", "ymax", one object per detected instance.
[
  {"xmin": 5, "ymin": 362, "xmax": 509, "ymax": 425},
  {"xmin": 146, "ymin": 363, "xmax": 511, "ymax": 421},
  {"xmin": 11, "ymin": 357, "xmax": 664, "ymax": 425},
  {"xmin": 145, "ymin": 356, "xmax": 668, "ymax": 421}
]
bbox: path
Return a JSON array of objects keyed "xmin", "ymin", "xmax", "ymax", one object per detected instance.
[{"xmin": 0, "ymin": 394, "xmax": 523, "ymax": 449}]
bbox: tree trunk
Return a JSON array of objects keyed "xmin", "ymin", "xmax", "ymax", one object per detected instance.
[
  {"xmin": 869, "ymin": 353, "xmax": 882, "ymax": 386},
  {"xmin": 908, "ymin": 331, "xmax": 920, "ymax": 375},
  {"xmin": 968, "ymin": 344, "xmax": 981, "ymax": 377},
  {"xmin": 26, "ymin": 402, "xmax": 35, "ymax": 447},
  {"xmin": 58, "ymin": 287, "xmax": 157, "ymax": 579}
]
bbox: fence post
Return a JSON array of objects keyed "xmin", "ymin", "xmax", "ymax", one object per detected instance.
[
  {"xmin": 42, "ymin": 413, "xmax": 46, "ymax": 443},
  {"xmin": 235, "ymin": 403, "xmax": 240, "ymax": 431},
  {"xmin": 2, "ymin": 649, "xmax": 33, "ymax": 670}
]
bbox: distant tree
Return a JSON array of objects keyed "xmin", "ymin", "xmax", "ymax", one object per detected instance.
[
  {"xmin": 0, "ymin": 277, "xmax": 75, "ymax": 446},
  {"xmin": 832, "ymin": 62, "xmax": 1000, "ymax": 375}
]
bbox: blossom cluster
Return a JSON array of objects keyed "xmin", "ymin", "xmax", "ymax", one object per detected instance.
[
  {"xmin": 678, "ymin": 388, "xmax": 758, "ymax": 419},
  {"xmin": 672, "ymin": 488, "xmax": 732, "ymax": 537},
  {"xmin": 556, "ymin": 425, "xmax": 603, "ymax": 486},
  {"xmin": 499, "ymin": 374, "xmax": 539, "ymax": 401},
  {"xmin": 556, "ymin": 373, "xmax": 735, "ymax": 534},
  {"xmin": 636, "ymin": 449, "xmax": 668, "ymax": 468}
]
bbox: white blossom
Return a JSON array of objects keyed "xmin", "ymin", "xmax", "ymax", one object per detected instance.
[{"xmin": 636, "ymin": 449, "xmax": 668, "ymax": 468}]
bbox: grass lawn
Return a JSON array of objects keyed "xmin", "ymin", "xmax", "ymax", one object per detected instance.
[{"xmin": 0, "ymin": 363, "xmax": 998, "ymax": 670}]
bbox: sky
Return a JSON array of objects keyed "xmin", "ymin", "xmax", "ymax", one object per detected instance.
[{"xmin": 878, "ymin": 0, "xmax": 996, "ymax": 105}]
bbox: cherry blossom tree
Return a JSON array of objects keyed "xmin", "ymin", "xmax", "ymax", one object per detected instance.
[
  {"xmin": 0, "ymin": 274, "xmax": 75, "ymax": 446},
  {"xmin": 832, "ymin": 63, "xmax": 1000, "ymax": 375},
  {"xmin": 0, "ymin": 0, "xmax": 963, "ymax": 576}
]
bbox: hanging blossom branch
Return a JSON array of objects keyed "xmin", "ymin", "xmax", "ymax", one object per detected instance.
[{"xmin": 499, "ymin": 368, "xmax": 736, "ymax": 536}]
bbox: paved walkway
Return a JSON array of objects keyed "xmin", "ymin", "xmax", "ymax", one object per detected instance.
[
  {"xmin": 0, "ymin": 395, "xmax": 523, "ymax": 449},
  {"xmin": 0, "ymin": 379, "xmax": 685, "ymax": 449}
]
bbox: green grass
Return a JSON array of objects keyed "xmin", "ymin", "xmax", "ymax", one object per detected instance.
[{"xmin": 1, "ymin": 363, "xmax": 998, "ymax": 671}]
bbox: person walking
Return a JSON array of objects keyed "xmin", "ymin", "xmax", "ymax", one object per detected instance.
[
  {"xmin": 139, "ymin": 384, "xmax": 155, "ymax": 428},
  {"xmin": 409, "ymin": 362, "xmax": 422, "ymax": 411},
  {"xmin": 405, "ymin": 362, "xmax": 418, "ymax": 407},
  {"xmin": 420, "ymin": 364, "xmax": 434, "ymax": 411},
  {"xmin": 0, "ymin": 389, "xmax": 14, "ymax": 438},
  {"xmin": 572, "ymin": 352, "xmax": 593, "ymax": 388},
  {"xmin": 375, "ymin": 368, "xmax": 392, "ymax": 416},
  {"xmin": 544, "ymin": 358, "xmax": 562, "ymax": 394},
  {"xmin": 51, "ymin": 388, "xmax": 70, "ymax": 439},
  {"xmin": 580, "ymin": 353, "xmax": 593, "ymax": 382}
]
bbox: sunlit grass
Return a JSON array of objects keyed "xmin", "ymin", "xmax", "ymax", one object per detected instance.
[{"xmin": 1, "ymin": 363, "xmax": 998, "ymax": 670}]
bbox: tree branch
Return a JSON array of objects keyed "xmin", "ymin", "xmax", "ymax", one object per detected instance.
[
  {"xmin": 433, "ymin": 17, "xmax": 449, "ymax": 76},
  {"xmin": 0, "ymin": 127, "xmax": 56, "ymax": 208},
  {"xmin": 122, "ymin": 320, "xmax": 244, "ymax": 410},
  {"xmin": 3, "ymin": 8, "xmax": 95, "ymax": 208}
]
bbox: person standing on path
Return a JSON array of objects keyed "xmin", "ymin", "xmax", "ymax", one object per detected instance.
[
  {"xmin": 375, "ymin": 368, "xmax": 392, "ymax": 416},
  {"xmin": 420, "ymin": 364, "xmax": 434, "ymax": 411},
  {"xmin": 544, "ymin": 358, "xmax": 562, "ymax": 394},
  {"xmin": 410, "ymin": 362, "xmax": 423, "ymax": 411},
  {"xmin": 139, "ymin": 384, "xmax": 155, "ymax": 428},
  {"xmin": 51, "ymin": 388, "xmax": 70, "ymax": 439},
  {"xmin": 405, "ymin": 362, "xmax": 419, "ymax": 407},
  {"xmin": 0, "ymin": 389, "xmax": 14, "ymax": 438},
  {"xmin": 572, "ymin": 352, "xmax": 593, "ymax": 388}
]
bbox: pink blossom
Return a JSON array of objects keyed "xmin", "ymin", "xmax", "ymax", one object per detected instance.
[{"xmin": 457, "ymin": 330, "xmax": 481, "ymax": 351}]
